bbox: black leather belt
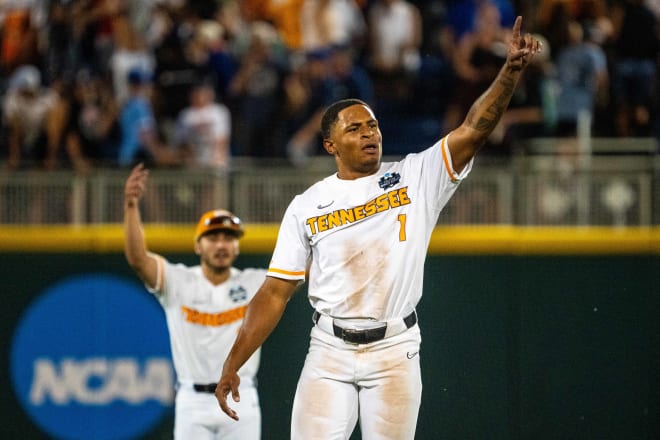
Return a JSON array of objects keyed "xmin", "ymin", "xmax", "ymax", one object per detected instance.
[
  {"xmin": 312, "ymin": 310, "xmax": 417, "ymax": 344},
  {"xmin": 193, "ymin": 383, "xmax": 217, "ymax": 393}
]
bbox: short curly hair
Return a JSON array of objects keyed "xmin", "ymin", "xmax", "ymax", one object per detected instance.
[{"xmin": 320, "ymin": 99, "xmax": 370, "ymax": 140}]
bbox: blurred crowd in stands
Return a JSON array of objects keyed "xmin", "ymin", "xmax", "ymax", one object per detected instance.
[{"xmin": 0, "ymin": 0, "xmax": 658, "ymax": 174}]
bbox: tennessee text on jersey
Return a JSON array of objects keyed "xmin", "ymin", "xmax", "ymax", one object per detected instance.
[{"xmin": 306, "ymin": 186, "xmax": 411, "ymax": 235}]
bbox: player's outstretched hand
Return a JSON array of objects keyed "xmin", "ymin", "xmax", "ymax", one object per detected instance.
[
  {"xmin": 215, "ymin": 370, "xmax": 241, "ymax": 421},
  {"xmin": 506, "ymin": 16, "xmax": 542, "ymax": 72},
  {"xmin": 124, "ymin": 163, "xmax": 149, "ymax": 206}
]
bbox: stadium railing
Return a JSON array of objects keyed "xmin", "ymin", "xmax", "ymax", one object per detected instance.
[{"xmin": 0, "ymin": 138, "xmax": 657, "ymax": 226}]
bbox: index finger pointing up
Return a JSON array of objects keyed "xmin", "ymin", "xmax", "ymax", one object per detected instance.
[{"xmin": 512, "ymin": 16, "xmax": 522, "ymax": 39}]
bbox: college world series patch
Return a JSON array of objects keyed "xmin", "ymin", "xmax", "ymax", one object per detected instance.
[
  {"xmin": 378, "ymin": 172, "xmax": 401, "ymax": 189},
  {"xmin": 229, "ymin": 285, "xmax": 247, "ymax": 302}
]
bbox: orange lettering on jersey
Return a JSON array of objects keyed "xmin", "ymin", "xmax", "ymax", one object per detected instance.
[
  {"xmin": 398, "ymin": 187, "xmax": 411, "ymax": 205},
  {"xmin": 364, "ymin": 199, "xmax": 377, "ymax": 216},
  {"xmin": 339, "ymin": 209, "xmax": 355, "ymax": 224},
  {"xmin": 353, "ymin": 205, "xmax": 366, "ymax": 220},
  {"xmin": 306, "ymin": 186, "xmax": 412, "ymax": 235},
  {"xmin": 317, "ymin": 214, "xmax": 329, "ymax": 232},
  {"xmin": 306, "ymin": 217, "xmax": 318, "ymax": 235},
  {"xmin": 375, "ymin": 193, "xmax": 389, "ymax": 212},
  {"xmin": 181, "ymin": 305, "xmax": 247, "ymax": 327},
  {"xmin": 327, "ymin": 210, "xmax": 341, "ymax": 228},
  {"xmin": 388, "ymin": 190, "xmax": 401, "ymax": 208}
]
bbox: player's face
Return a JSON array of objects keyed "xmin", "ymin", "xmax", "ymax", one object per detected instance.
[
  {"xmin": 324, "ymin": 104, "xmax": 382, "ymax": 179},
  {"xmin": 196, "ymin": 231, "xmax": 239, "ymax": 272}
]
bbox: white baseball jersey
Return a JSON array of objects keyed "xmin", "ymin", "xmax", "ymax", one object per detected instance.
[
  {"xmin": 149, "ymin": 257, "xmax": 266, "ymax": 386},
  {"xmin": 268, "ymin": 135, "xmax": 472, "ymax": 320}
]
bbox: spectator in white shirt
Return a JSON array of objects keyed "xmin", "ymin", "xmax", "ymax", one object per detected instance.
[
  {"xmin": 175, "ymin": 81, "xmax": 232, "ymax": 171},
  {"xmin": 2, "ymin": 64, "xmax": 62, "ymax": 170}
]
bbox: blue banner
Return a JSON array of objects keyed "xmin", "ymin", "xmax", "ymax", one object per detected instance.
[{"xmin": 10, "ymin": 273, "xmax": 174, "ymax": 440}]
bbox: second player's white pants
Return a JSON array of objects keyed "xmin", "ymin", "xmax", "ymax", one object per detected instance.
[
  {"xmin": 291, "ymin": 324, "xmax": 422, "ymax": 440},
  {"xmin": 174, "ymin": 382, "xmax": 261, "ymax": 440}
]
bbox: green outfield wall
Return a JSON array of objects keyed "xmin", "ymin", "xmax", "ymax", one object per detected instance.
[{"xmin": 1, "ymin": 226, "xmax": 658, "ymax": 440}]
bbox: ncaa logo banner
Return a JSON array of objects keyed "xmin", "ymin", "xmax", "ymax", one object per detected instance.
[{"xmin": 10, "ymin": 274, "xmax": 175, "ymax": 440}]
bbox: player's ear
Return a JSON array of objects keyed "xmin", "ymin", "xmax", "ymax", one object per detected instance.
[
  {"xmin": 193, "ymin": 240, "xmax": 202, "ymax": 256},
  {"xmin": 323, "ymin": 139, "xmax": 335, "ymax": 155}
]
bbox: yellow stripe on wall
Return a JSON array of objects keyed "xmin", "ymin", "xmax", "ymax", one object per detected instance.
[
  {"xmin": 0, "ymin": 225, "xmax": 658, "ymax": 255},
  {"xmin": 427, "ymin": 226, "xmax": 660, "ymax": 255},
  {"xmin": 0, "ymin": 224, "xmax": 278, "ymax": 254}
]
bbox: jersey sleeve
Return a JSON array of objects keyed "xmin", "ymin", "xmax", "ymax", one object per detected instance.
[
  {"xmin": 440, "ymin": 135, "xmax": 473, "ymax": 184},
  {"xmin": 144, "ymin": 253, "xmax": 165, "ymax": 296},
  {"xmin": 144, "ymin": 256, "xmax": 188, "ymax": 308},
  {"xmin": 267, "ymin": 196, "xmax": 310, "ymax": 281},
  {"xmin": 405, "ymin": 134, "xmax": 473, "ymax": 212}
]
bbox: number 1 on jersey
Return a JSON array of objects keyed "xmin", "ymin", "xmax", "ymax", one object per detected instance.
[{"xmin": 397, "ymin": 214, "xmax": 407, "ymax": 241}]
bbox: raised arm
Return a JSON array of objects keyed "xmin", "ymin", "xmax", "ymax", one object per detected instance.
[
  {"xmin": 123, "ymin": 163, "xmax": 159, "ymax": 288},
  {"xmin": 448, "ymin": 16, "xmax": 542, "ymax": 173},
  {"xmin": 216, "ymin": 276, "xmax": 299, "ymax": 420}
]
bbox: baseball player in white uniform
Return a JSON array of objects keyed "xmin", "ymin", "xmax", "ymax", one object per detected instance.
[
  {"xmin": 216, "ymin": 17, "xmax": 541, "ymax": 439},
  {"xmin": 124, "ymin": 163, "xmax": 266, "ymax": 440}
]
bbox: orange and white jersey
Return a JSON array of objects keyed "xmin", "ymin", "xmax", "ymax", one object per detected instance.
[
  {"xmin": 268, "ymin": 135, "xmax": 472, "ymax": 320},
  {"xmin": 148, "ymin": 262, "xmax": 267, "ymax": 386}
]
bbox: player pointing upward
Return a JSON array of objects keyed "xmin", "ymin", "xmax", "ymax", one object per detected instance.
[
  {"xmin": 216, "ymin": 16, "xmax": 541, "ymax": 439},
  {"xmin": 124, "ymin": 163, "xmax": 266, "ymax": 439}
]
